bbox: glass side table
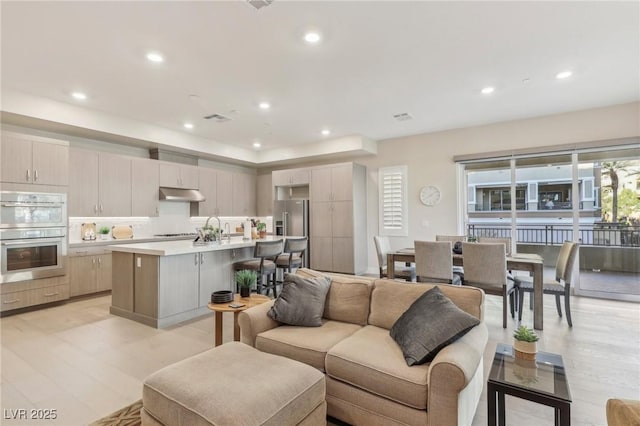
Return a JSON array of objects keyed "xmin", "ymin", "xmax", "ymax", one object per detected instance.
[{"xmin": 488, "ymin": 343, "xmax": 572, "ymax": 426}]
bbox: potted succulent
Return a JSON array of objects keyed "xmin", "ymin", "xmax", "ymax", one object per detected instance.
[
  {"xmin": 98, "ymin": 226, "xmax": 111, "ymax": 240},
  {"xmin": 236, "ymin": 270, "xmax": 257, "ymax": 298},
  {"xmin": 256, "ymin": 222, "xmax": 267, "ymax": 239},
  {"xmin": 513, "ymin": 325, "xmax": 539, "ymax": 360}
]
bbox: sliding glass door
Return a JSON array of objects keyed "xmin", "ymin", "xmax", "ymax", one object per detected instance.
[{"xmin": 462, "ymin": 145, "xmax": 639, "ymax": 302}]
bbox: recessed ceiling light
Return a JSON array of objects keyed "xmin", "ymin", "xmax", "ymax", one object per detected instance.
[
  {"xmin": 556, "ymin": 70, "xmax": 572, "ymax": 79},
  {"xmin": 481, "ymin": 87, "xmax": 495, "ymax": 95},
  {"xmin": 183, "ymin": 123, "xmax": 194, "ymax": 129},
  {"xmin": 146, "ymin": 52, "xmax": 164, "ymax": 63},
  {"xmin": 253, "ymin": 142, "xmax": 262, "ymax": 148},
  {"xmin": 259, "ymin": 102, "xmax": 270, "ymax": 110},
  {"xmin": 321, "ymin": 129, "xmax": 330, "ymax": 136},
  {"xmin": 304, "ymin": 32, "xmax": 322, "ymax": 44},
  {"xmin": 71, "ymin": 92, "xmax": 87, "ymax": 100}
]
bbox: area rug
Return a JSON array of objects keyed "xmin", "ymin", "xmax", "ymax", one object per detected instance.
[{"xmin": 89, "ymin": 400, "xmax": 142, "ymax": 426}]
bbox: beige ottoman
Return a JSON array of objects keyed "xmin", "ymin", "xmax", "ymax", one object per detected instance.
[{"xmin": 142, "ymin": 342, "xmax": 326, "ymax": 426}]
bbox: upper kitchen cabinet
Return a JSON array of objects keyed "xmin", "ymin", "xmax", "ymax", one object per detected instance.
[
  {"xmin": 310, "ymin": 164, "xmax": 353, "ymax": 201},
  {"xmin": 198, "ymin": 167, "xmax": 217, "ymax": 216},
  {"xmin": 197, "ymin": 167, "xmax": 236, "ymax": 216},
  {"xmin": 232, "ymin": 172, "xmax": 256, "ymax": 216},
  {"xmin": 272, "ymin": 168, "xmax": 309, "ymax": 187},
  {"xmin": 0, "ymin": 132, "xmax": 68, "ymax": 187},
  {"xmin": 256, "ymin": 173, "xmax": 273, "ymax": 216},
  {"xmin": 68, "ymin": 149, "xmax": 132, "ymax": 217},
  {"xmin": 159, "ymin": 162, "xmax": 198, "ymax": 189},
  {"xmin": 132, "ymin": 158, "xmax": 159, "ymax": 217}
]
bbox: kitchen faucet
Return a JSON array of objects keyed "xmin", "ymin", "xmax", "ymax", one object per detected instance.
[
  {"xmin": 204, "ymin": 216, "xmax": 222, "ymax": 243},
  {"xmin": 224, "ymin": 223, "xmax": 231, "ymax": 242}
]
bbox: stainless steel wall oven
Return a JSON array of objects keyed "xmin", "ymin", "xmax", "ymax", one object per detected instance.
[{"xmin": 1, "ymin": 192, "xmax": 67, "ymax": 284}]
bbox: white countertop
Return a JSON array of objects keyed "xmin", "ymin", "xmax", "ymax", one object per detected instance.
[{"xmin": 107, "ymin": 236, "xmax": 284, "ymax": 256}]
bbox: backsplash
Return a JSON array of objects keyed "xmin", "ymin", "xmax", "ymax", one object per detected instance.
[{"xmin": 69, "ymin": 201, "xmax": 272, "ymax": 243}]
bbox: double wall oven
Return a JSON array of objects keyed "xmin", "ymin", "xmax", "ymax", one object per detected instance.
[{"xmin": 0, "ymin": 192, "xmax": 68, "ymax": 284}]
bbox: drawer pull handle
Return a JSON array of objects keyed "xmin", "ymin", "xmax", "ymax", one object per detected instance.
[
  {"xmin": 3, "ymin": 299, "xmax": 20, "ymax": 304},
  {"xmin": 43, "ymin": 292, "xmax": 59, "ymax": 297}
]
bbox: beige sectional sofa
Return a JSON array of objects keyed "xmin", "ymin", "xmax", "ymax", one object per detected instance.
[{"xmin": 238, "ymin": 268, "xmax": 488, "ymax": 426}]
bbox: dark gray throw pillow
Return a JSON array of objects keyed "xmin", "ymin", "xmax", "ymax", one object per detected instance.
[
  {"xmin": 267, "ymin": 273, "xmax": 331, "ymax": 327},
  {"xmin": 390, "ymin": 286, "xmax": 480, "ymax": 366}
]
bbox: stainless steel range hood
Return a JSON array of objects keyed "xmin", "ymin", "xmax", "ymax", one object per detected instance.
[{"xmin": 159, "ymin": 187, "xmax": 205, "ymax": 202}]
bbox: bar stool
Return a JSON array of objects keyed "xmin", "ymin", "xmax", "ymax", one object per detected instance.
[
  {"xmin": 233, "ymin": 240, "xmax": 283, "ymax": 297},
  {"xmin": 276, "ymin": 237, "xmax": 308, "ymax": 279}
]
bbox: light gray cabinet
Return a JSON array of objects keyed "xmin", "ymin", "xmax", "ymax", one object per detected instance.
[
  {"xmin": 256, "ymin": 173, "xmax": 273, "ymax": 216},
  {"xmin": 309, "ymin": 162, "xmax": 366, "ymax": 275},
  {"xmin": 159, "ymin": 162, "xmax": 198, "ymax": 189},
  {"xmin": 132, "ymin": 158, "xmax": 160, "ymax": 217},
  {"xmin": 198, "ymin": 250, "xmax": 233, "ymax": 307},
  {"xmin": 232, "ymin": 172, "xmax": 256, "ymax": 216},
  {"xmin": 217, "ymin": 170, "xmax": 233, "ymax": 216},
  {"xmin": 272, "ymin": 168, "xmax": 309, "ymax": 187},
  {"xmin": 69, "ymin": 250, "xmax": 112, "ymax": 297},
  {"xmin": 158, "ymin": 254, "xmax": 200, "ymax": 318},
  {"xmin": 68, "ymin": 149, "xmax": 131, "ymax": 216},
  {"xmin": 0, "ymin": 132, "xmax": 68, "ymax": 187}
]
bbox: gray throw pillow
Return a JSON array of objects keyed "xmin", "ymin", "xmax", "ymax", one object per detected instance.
[
  {"xmin": 390, "ymin": 286, "xmax": 480, "ymax": 366},
  {"xmin": 267, "ymin": 274, "xmax": 331, "ymax": 327}
]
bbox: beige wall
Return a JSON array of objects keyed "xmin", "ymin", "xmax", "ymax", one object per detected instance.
[{"xmin": 356, "ymin": 102, "xmax": 640, "ymax": 273}]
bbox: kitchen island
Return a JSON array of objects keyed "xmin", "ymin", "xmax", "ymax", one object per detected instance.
[{"xmin": 108, "ymin": 237, "xmax": 282, "ymax": 328}]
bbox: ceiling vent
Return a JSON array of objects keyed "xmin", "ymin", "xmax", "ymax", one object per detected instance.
[
  {"xmin": 393, "ymin": 113, "xmax": 413, "ymax": 122},
  {"xmin": 203, "ymin": 113, "xmax": 231, "ymax": 123},
  {"xmin": 247, "ymin": 0, "xmax": 273, "ymax": 10}
]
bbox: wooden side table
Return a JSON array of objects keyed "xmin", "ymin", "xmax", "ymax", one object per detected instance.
[{"xmin": 207, "ymin": 294, "xmax": 271, "ymax": 346}]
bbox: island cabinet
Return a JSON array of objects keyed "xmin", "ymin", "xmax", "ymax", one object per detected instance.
[
  {"xmin": 68, "ymin": 149, "xmax": 132, "ymax": 216},
  {"xmin": 110, "ymin": 243, "xmax": 254, "ymax": 328},
  {"xmin": 0, "ymin": 131, "xmax": 69, "ymax": 187},
  {"xmin": 309, "ymin": 162, "xmax": 367, "ymax": 275}
]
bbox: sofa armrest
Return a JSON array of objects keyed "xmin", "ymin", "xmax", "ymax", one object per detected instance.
[
  {"xmin": 238, "ymin": 300, "xmax": 278, "ymax": 347},
  {"xmin": 427, "ymin": 322, "xmax": 488, "ymax": 425}
]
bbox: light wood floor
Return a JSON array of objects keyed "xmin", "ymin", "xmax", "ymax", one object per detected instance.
[{"xmin": 1, "ymin": 291, "xmax": 638, "ymax": 425}]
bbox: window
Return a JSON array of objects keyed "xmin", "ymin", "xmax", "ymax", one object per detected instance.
[{"xmin": 379, "ymin": 165, "xmax": 408, "ymax": 236}]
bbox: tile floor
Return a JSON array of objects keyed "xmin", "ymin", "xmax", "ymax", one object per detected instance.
[{"xmin": 1, "ymin": 290, "xmax": 639, "ymax": 425}]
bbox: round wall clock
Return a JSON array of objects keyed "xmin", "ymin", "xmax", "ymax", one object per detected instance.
[{"xmin": 419, "ymin": 185, "xmax": 441, "ymax": 206}]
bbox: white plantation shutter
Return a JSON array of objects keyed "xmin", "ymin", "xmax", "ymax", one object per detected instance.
[{"xmin": 379, "ymin": 165, "xmax": 408, "ymax": 236}]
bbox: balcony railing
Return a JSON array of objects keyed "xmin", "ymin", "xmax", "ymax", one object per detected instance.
[
  {"xmin": 472, "ymin": 201, "xmax": 585, "ymax": 212},
  {"xmin": 467, "ymin": 224, "xmax": 640, "ymax": 247}
]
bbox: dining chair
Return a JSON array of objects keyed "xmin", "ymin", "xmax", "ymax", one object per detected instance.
[
  {"xmin": 515, "ymin": 241, "xmax": 579, "ymax": 327},
  {"xmin": 462, "ymin": 242, "xmax": 517, "ymax": 328},
  {"xmin": 414, "ymin": 240, "xmax": 461, "ymax": 285},
  {"xmin": 233, "ymin": 239, "xmax": 283, "ymax": 297},
  {"xmin": 435, "ymin": 235, "xmax": 466, "ymax": 278},
  {"xmin": 275, "ymin": 237, "xmax": 307, "ymax": 275},
  {"xmin": 478, "ymin": 237, "xmax": 512, "ymax": 256},
  {"xmin": 374, "ymin": 235, "xmax": 416, "ymax": 282}
]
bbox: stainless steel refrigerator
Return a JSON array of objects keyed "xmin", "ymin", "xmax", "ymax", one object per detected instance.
[{"xmin": 273, "ymin": 199, "xmax": 309, "ymax": 267}]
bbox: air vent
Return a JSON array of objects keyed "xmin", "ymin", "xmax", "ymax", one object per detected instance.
[
  {"xmin": 203, "ymin": 113, "xmax": 231, "ymax": 123},
  {"xmin": 393, "ymin": 113, "xmax": 413, "ymax": 122},
  {"xmin": 247, "ymin": 0, "xmax": 273, "ymax": 10}
]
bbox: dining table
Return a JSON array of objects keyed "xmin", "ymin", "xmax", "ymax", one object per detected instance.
[{"xmin": 387, "ymin": 249, "xmax": 545, "ymax": 330}]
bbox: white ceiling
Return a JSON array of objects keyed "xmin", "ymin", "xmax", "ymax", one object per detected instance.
[{"xmin": 1, "ymin": 1, "xmax": 639, "ymax": 162}]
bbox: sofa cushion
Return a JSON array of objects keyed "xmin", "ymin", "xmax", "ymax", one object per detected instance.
[
  {"xmin": 390, "ymin": 286, "xmax": 480, "ymax": 366},
  {"xmin": 296, "ymin": 268, "xmax": 374, "ymax": 325},
  {"xmin": 369, "ymin": 279, "xmax": 484, "ymax": 329},
  {"xmin": 326, "ymin": 325, "xmax": 430, "ymax": 410},
  {"xmin": 268, "ymin": 273, "xmax": 331, "ymax": 327},
  {"xmin": 256, "ymin": 320, "xmax": 362, "ymax": 371}
]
